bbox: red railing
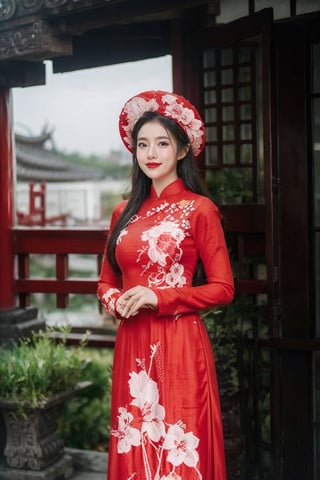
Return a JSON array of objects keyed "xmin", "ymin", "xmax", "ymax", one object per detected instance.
[
  {"xmin": 13, "ymin": 205, "xmax": 268, "ymax": 347},
  {"xmin": 13, "ymin": 226, "xmax": 116, "ymax": 348},
  {"xmin": 14, "ymin": 226, "xmax": 106, "ymax": 307},
  {"xmin": 14, "ymin": 205, "xmax": 268, "ymax": 307}
]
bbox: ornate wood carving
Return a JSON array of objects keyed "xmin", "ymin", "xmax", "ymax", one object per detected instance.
[
  {"xmin": 0, "ymin": 0, "xmax": 121, "ymax": 63},
  {"xmin": 0, "ymin": 0, "xmax": 119, "ymax": 22},
  {"xmin": 0, "ymin": 20, "xmax": 72, "ymax": 61},
  {"xmin": 0, "ymin": 0, "xmax": 220, "ymax": 84},
  {"xmin": 0, "ymin": 0, "xmax": 16, "ymax": 21}
]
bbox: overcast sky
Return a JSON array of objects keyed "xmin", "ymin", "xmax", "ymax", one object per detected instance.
[{"xmin": 12, "ymin": 55, "xmax": 172, "ymax": 156}]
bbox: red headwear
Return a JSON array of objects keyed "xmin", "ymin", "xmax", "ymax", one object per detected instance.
[{"xmin": 119, "ymin": 90, "xmax": 205, "ymax": 157}]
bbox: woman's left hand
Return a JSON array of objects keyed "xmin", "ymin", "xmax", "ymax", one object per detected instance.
[{"xmin": 117, "ymin": 286, "xmax": 158, "ymax": 318}]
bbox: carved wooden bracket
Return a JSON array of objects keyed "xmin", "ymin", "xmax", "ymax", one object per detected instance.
[
  {"xmin": 0, "ymin": 20, "xmax": 72, "ymax": 61},
  {"xmin": 0, "ymin": 0, "xmax": 116, "ymax": 22},
  {"xmin": 0, "ymin": 0, "xmax": 219, "ymax": 85},
  {"xmin": 0, "ymin": 0, "xmax": 117, "ymax": 63}
]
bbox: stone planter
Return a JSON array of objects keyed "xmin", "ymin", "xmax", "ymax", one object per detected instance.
[{"xmin": 0, "ymin": 382, "xmax": 91, "ymax": 474}]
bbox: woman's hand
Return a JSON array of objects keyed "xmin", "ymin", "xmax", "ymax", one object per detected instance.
[{"xmin": 117, "ymin": 286, "xmax": 158, "ymax": 318}]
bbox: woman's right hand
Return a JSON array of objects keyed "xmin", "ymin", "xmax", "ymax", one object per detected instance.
[{"xmin": 117, "ymin": 286, "xmax": 158, "ymax": 318}]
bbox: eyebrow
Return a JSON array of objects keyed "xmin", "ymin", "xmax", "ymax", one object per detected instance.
[{"xmin": 137, "ymin": 135, "xmax": 170, "ymax": 141}]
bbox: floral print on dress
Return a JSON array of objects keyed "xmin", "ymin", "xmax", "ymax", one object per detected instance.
[
  {"xmin": 138, "ymin": 220, "xmax": 186, "ymax": 288},
  {"xmin": 111, "ymin": 342, "xmax": 202, "ymax": 480},
  {"xmin": 124, "ymin": 200, "xmax": 196, "ymax": 289},
  {"xmin": 101, "ymin": 288, "xmax": 121, "ymax": 316}
]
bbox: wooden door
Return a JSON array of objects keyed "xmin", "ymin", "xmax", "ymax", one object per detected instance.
[
  {"xmin": 270, "ymin": 19, "xmax": 314, "ymax": 480},
  {"xmin": 200, "ymin": 9, "xmax": 276, "ymax": 480},
  {"xmin": 199, "ymin": 10, "xmax": 315, "ymax": 480},
  {"xmin": 171, "ymin": 7, "xmax": 316, "ymax": 478}
]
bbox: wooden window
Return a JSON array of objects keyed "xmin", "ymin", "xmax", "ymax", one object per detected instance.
[
  {"xmin": 201, "ymin": 20, "xmax": 272, "ymax": 476},
  {"xmin": 203, "ymin": 43, "xmax": 262, "ymax": 204}
]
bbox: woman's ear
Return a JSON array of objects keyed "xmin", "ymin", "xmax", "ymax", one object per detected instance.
[{"xmin": 177, "ymin": 144, "xmax": 191, "ymax": 161}]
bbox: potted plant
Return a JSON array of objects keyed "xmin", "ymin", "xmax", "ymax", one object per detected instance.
[{"xmin": 0, "ymin": 326, "xmax": 91, "ymax": 473}]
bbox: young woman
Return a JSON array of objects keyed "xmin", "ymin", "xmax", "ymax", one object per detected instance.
[{"xmin": 98, "ymin": 90, "xmax": 234, "ymax": 480}]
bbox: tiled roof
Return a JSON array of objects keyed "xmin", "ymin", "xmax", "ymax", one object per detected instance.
[{"xmin": 15, "ymin": 131, "xmax": 102, "ymax": 182}]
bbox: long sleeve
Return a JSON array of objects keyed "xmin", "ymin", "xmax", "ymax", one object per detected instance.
[
  {"xmin": 152, "ymin": 198, "xmax": 234, "ymax": 317},
  {"xmin": 97, "ymin": 202, "xmax": 126, "ymax": 316}
]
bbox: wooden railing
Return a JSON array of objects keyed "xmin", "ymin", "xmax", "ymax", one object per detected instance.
[
  {"xmin": 13, "ymin": 226, "xmax": 115, "ymax": 348},
  {"xmin": 13, "ymin": 206, "xmax": 268, "ymax": 347},
  {"xmin": 14, "ymin": 226, "xmax": 106, "ymax": 308},
  {"xmin": 14, "ymin": 206, "xmax": 268, "ymax": 305}
]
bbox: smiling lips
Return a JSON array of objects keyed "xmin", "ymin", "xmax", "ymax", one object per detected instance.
[{"xmin": 146, "ymin": 162, "xmax": 162, "ymax": 169}]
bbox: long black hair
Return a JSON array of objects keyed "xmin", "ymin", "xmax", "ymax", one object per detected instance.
[{"xmin": 107, "ymin": 111, "xmax": 210, "ymax": 274}]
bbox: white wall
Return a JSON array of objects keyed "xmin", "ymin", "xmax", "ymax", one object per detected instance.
[{"xmin": 16, "ymin": 179, "xmax": 128, "ymax": 225}]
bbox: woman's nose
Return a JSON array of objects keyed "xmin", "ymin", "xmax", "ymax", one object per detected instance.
[{"xmin": 147, "ymin": 145, "xmax": 157, "ymax": 158}]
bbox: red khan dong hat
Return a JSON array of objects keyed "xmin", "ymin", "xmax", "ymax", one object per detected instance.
[{"xmin": 119, "ymin": 90, "xmax": 206, "ymax": 157}]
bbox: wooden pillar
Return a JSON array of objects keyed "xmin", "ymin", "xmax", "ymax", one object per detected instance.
[
  {"xmin": 0, "ymin": 88, "xmax": 13, "ymax": 463},
  {"xmin": 0, "ymin": 89, "xmax": 15, "ymax": 309},
  {"xmin": 171, "ymin": 7, "xmax": 203, "ymax": 106},
  {"xmin": 171, "ymin": 6, "xmax": 205, "ymax": 173},
  {"xmin": 272, "ymin": 22, "xmax": 313, "ymax": 480}
]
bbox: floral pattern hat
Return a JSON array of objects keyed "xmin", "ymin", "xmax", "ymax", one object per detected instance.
[{"xmin": 119, "ymin": 90, "xmax": 206, "ymax": 157}]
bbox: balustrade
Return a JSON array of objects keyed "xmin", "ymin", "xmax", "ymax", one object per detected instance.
[{"xmin": 13, "ymin": 226, "xmax": 115, "ymax": 348}]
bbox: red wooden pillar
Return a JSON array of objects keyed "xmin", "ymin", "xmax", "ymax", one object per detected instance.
[{"xmin": 0, "ymin": 88, "xmax": 15, "ymax": 309}]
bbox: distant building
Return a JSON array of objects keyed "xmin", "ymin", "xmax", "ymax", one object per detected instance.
[
  {"xmin": 15, "ymin": 128, "xmax": 102, "ymax": 182},
  {"xmin": 15, "ymin": 129, "xmax": 127, "ymax": 225}
]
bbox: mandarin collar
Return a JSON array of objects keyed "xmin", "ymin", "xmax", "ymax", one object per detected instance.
[{"xmin": 150, "ymin": 179, "xmax": 186, "ymax": 200}]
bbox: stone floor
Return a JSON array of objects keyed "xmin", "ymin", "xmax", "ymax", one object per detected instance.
[
  {"xmin": 71, "ymin": 473, "xmax": 105, "ymax": 480},
  {"xmin": 0, "ymin": 449, "xmax": 107, "ymax": 480},
  {"xmin": 66, "ymin": 448, "xmax": 107, "ymax": 480}
]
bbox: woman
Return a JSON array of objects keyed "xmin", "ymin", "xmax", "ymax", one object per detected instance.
[{"xmin": 98, "ymin": 90, "xmax": 234, "ymax": 480}]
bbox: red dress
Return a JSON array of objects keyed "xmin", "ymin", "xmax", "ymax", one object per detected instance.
[{"xmin": 98, "ymin": 179, "xmax": 234, "ymax": 480}]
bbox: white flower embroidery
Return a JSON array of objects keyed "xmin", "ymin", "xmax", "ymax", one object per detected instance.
[
  {"xmin": 117, "ymin": 228, "xmax": 128, "ymax": 244},
  {"xmin": 163, "ymin": 423, "xmax": 200, "ymax": 468},
  {"xmin": 160, "ymin": 474, "xmax": 182, "ymax": 480},
  {"xmin": 163, "ymin": 96, "xmax": 194, "ymax": 125},
  {"xmin": 129, "ymin": 370, "xmax": 159, "ymax": 407},
  {"xmin": 166, "ymin": 263, "xmax": 186, "ymax": 287},
  {"xmin": 162, "ymin": 94, "xmax": 204, "ymax": 157},
  {"xmin": 141, "ymin": 220, "xmax": 184, "ymax": 267},
  {"xmin": 123, "ymin": 97, "xmax": 159, "ymax": 149},
  {"xmin": 101, "ymin": 288, "xmax": 120, "ymax": 315},
  {"xmin": 111, "ymin": 407, "xmax": 141, "ymax": 453},
  {"xmin": 129, "ymin": 370, "xmax": 165, "ymax": 442},
  {"xmin": 121, "ymin": 92, "xmax": 204, "ymax": 157},
  {"xmin": 131, "ymin": 201, "xmax": 197, "ymax": 289},
  {"xmin": 112, "ymin": 343, "xmax": 202, "ymax": 479}
]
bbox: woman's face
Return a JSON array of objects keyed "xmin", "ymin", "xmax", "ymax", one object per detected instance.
[{"xmin": 136, "ymin": 120, "xmax": 188, "ymax": 195}]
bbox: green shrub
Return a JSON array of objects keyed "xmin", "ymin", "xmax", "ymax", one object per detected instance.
[
  {"xmin": 57, "ymin": 348, "xmax": 113, "ymax": 451},
  {"xmin": 0, "ymin": 326, "xmax": 89, "ymax": 409},
  {"xmin": 0, "ymin": 326, "xmax": 113, "ymax": 451}
]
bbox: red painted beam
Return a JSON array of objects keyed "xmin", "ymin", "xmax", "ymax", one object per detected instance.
[
  {"xmin": 14, "ymin": 227, "xmax": 107, "ymax": 254},
  {"xmin": 15, "ymin": 278, "xmax": 98, "ymax": 294}
]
